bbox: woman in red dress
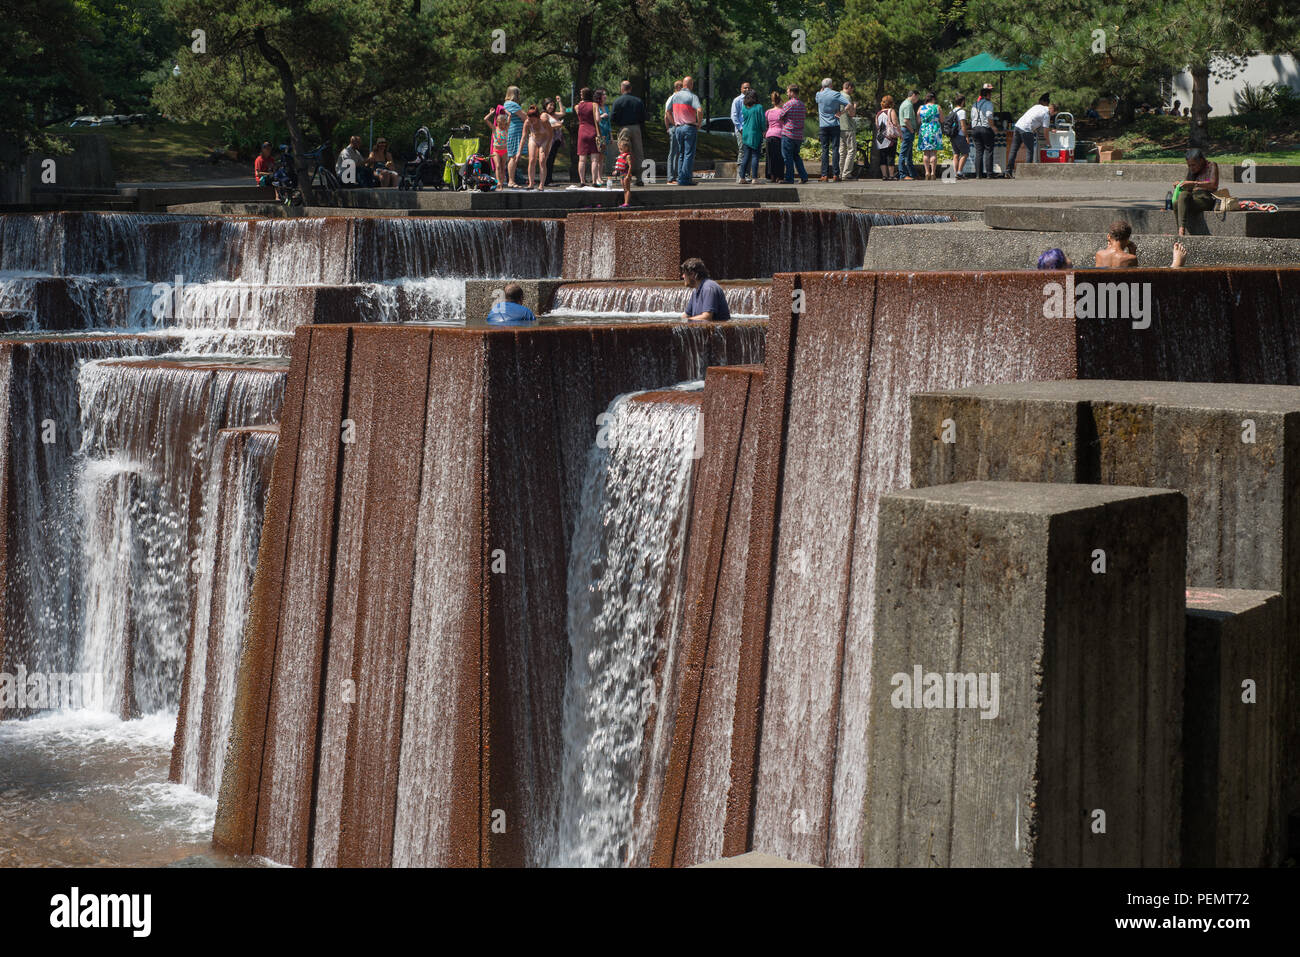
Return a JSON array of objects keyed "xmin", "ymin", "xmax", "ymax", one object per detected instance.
[{"xmin": 574, "ymin": 87, "xmax": 600, "ymax": 187}]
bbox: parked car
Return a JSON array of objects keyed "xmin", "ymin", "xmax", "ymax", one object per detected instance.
[{"xmin": 701, "ymin": 116, "xmax": 736, "ymax": 136}]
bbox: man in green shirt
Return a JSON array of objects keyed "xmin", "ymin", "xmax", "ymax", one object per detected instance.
[{"xmin": 895, "ymin": 91, "xmax": 919, "ymax": 181}]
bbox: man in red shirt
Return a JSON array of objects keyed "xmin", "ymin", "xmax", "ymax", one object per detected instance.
[{"xmin": 254, "ymin": 142, "xmax": 275, "ymax": 186}]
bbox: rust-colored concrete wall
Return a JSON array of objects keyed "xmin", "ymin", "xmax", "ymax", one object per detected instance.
[
  {"xmin": 170, "ymin": 425, "xmax": 278, "ymax": 793},
  {"xmin": 215, "ymin": 319, "xmax": 764, "ymax": 867},
  {"xmin": 651, "ymin": 364, "xmax": 764, "ymax": 867},
  {"xmin": 561, "ymin": 209, "xmax": 891, "ymax": 280},
  {"xmin": 730, "ymin": 266, "xmax": 1300, "ymax": 867}
]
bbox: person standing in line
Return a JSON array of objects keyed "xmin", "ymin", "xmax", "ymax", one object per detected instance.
[
  {"xmin": 594, "ymin": 89, "xmax": 613, "ymax": 186},
  {"xmin": 574, "ymin": 88, "xmax": 602, "ymax": 187},
  {"xmin": 896, "ymin": 90, "xmax": 919, "ymax": 181},
  {"xmin": 739, "ymin": 90, "xmax": 765, "ymax": 183},
  {"xmin": 969, "ymin": 83, "xmax": 998, "ymax": 179},
  {"xmin": 949, "ymin": 94, "xmax": 970, "ymax": 177},
  {"xmin": 610, "ymin": 80, "xmax": 647, "ymax": 184},
  {"xmin": 917, "ymin": 92, "xmax": 943, "ymax": 180},
  {"xmin": 764, "ymin": 91, "xmax": 786, "ymax": 183},
  {"xmin": 815, "ymin": 78, "xmax": 849, "ymax": 181},
  {"xmin": 664, "ymin": 79, "xmax": 684, "ymax": 184},
  {"xmin": 665, "ymin": 76, "xmax": 702, "ymax": 186},
  {"xmin": 523, "ymin": 105, "xmax": 554, "ymax": 190},
  {"xmin": 731, "ymin": 81, "xmax": 753, "ymax": 183},
  {"xmin": 779, "ymin": 83, "xmax": 809, "ymax": 184},
  {"xmin": 542, "ymin": 96, "xmax": 568, "ymax": 188},
  {"xmin": 1007, "ymin": 93, "xmax": 1056, "ymax": 178},
  {"xmin": 874, "ymin": 95, "xmax": 899, "ymax": 181},
  {"xmin": 502, "ymin": 87, "xmax": 526, "ymax": 188},
  {"xmin": 838, "ymin": 81, "xmax": 859, "ymax": 180}
]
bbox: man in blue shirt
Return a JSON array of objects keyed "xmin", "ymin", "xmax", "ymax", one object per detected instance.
[
  {"xmin": 681, "ymin": 258, "xmax": 730, "ymax": 323},
  {"xmin": 815, "ymin": 78, "xmax": 850, "ymax": 181},
  {"xmin": 731, "ymin": 80, "xmax": 752, "ymax": 183},
  {"xmin": 486, "ymin": 283, "xmax": 538, "ymax": 324}
]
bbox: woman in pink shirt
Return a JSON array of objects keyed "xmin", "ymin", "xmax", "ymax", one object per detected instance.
[{"xmin": 764, "ymin": 92, "xmax": 785, "ymax": 182}]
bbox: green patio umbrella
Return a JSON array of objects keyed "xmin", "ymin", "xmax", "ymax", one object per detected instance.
[{"xmin": 940, "ymin": 53, "xmax": 1031, "ymax": 111}]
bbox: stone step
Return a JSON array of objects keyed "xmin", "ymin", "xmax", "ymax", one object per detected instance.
[
  {"xmin": 985, "ymin": 201, "xmax": 1300, "ymax": 238},
  {"xmin": 861, "ymin": 222, "xmax": 1300, "ymax": 269}
]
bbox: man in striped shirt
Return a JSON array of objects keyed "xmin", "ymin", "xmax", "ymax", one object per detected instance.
[{"xmin": 778, "ymin": 85, "xmax": 809, "ymax": 184}]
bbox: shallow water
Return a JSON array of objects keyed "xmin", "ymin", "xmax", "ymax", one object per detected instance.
[{"xmin": 0, "ymin": 712, "xmax": 252, "ymax": 867}]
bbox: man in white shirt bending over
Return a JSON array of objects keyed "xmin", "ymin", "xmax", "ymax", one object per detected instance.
[{"xmin": 1007, "ymin": 93, "xmax": 1056, "ymax": 177}]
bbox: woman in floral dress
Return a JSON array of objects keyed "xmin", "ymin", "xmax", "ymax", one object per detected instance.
[{"xmin": 917, "ymin": 92, "xmax": 944, "ymax": 180}]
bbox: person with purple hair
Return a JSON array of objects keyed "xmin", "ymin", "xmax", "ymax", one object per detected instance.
[{"xmin": 1037, "ymin": 248, "xmax": 1072, "ymax": 269}]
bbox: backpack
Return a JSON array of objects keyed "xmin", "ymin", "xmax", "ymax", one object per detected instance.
[
  {"xmin": 944, "ymin": 109, "xmax": 961, "ymax": 138},
  {"xmin": 876, "ymin": 111, "xmax": 897, "ymax": 143}
]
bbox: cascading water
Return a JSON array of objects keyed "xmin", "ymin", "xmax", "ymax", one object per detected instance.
[
  {"xmin": 548, "ymin": 390, "xmax": 701, "ymax": 867},
  {"xmin": 549, "ymin": 283, "xmax": 769, "ymax": 318},
  {"xmin": 75, "ymin": 358, "xmax": 286, "ymax": 717},
  {"xmin": 174, "ymin": 427, "xmax": 278, "ymax": 797}
]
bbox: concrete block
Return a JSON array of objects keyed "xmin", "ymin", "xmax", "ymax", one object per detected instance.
[
  {"xmin": 463, "ymin": 279, "xmax": 566, "ymax": 323},
  {"xmin": 985, "ymin": 201, "xmax": 1300, "ymax": 238},
  {"xmin": 908, "ymin": 380, "xmax": 1300, "ymax": 816},
  {"xmin": 866, "ymin": 481, "xmax": 1187, "ymax": 867},
  {"xmin": 1184, "ymin": 587, "xmax": 1284, "ymax": 867}
]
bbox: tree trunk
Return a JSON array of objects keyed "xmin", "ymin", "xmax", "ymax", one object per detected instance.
[
  {"xmin": 569, "ymin": 12, "xmax": 596, "ymax": 178},
  {"xmin": 1189, "ymin": 63, "xmax": 1211, "ymax": 150},
  {"xmin": 254, "ymin": 26, "xmax": 315, "ymax": 205}
]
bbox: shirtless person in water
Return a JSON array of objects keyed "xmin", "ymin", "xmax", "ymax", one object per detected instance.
[
  {"xmin": 1094, "ymin": 219, "xmax": 1188, "ymax": 267},
  {"xmin": 1094, "ymin": 220, "xmax": 1139, "ymax": 268}
]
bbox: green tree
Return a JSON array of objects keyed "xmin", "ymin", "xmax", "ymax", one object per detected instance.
[
  {"xmin": 968, "ymin": 0, "xmax": 1269, "ymax": 148},
  {"xmin": 154, "ymin": 0, "xmax": 442, "ymax": 198}
]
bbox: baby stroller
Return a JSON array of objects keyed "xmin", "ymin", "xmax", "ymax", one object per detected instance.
[
  {"xmin": 460, "ymin": 154, "xmax": 498, "ymax": 191},
  {"xmin": 443, "ymin": 126, "xmax": 482, "ymax": 190},
  {"xmin": 399, "ymin": 127, "xmax": 442, "ymax": 190}
]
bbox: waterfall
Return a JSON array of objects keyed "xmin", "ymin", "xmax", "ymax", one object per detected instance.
[
  {"xmin": 549, "ymin": 283, "xmax": 769, "ymax": 318},
  {"xmin": 74, "ymin": 358, "xmax": 285, "ymax": 717},
  {"xmin": 174, "ymin": 428, "xmax": 278, "ymax": 796},
  {"xmin": 753, "ymin": 210, "xmax": 952, "ymax": 274},
  {"xmin": 548, "ymin": 391, "xmax": 701, "ymax": 867}
]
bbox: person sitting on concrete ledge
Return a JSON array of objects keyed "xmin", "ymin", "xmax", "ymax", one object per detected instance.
[
  {"xmin": 1172, "ymin": 148, "xmax": 1220, "ymax": 237},
  {"xmin": 486, "ymin": 283, "xmax": 538, "ymax": 324},
  {"xmin": 254, "ymin": 142, "xmax": 275, "ymax": 186},
  {"xmin": 681, "ymin": 258, "xmax": 730, "ymax": 322},
  {"xmin": 1094, "ymin": 220, "xmax": 1139, "ymax": 267}
]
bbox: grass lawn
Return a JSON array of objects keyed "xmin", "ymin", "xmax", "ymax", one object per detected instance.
[{"xmin": 51, "ymin": 120, "xmax": 249, "ymax": 183}]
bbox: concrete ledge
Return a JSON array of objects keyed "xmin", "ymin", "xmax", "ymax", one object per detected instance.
[
  {"xmin": 691, "ymin": 851, "xmax": 817, "ymax": 868},
  {"xmin": 463, "ymin": 279, "xmax": 567, "ymax": 321},
  {"xmin": 1016, "ymin": 162, "xmax": 1300, "ymax": 184},
  {"xmin": 985, "ymin": 201, "xmax": 1300, "ymax": 238},
  {"xmin": 862, "ymin": 222, "xmax": 1300, "ymax": 268},
  {"xmin": 867, "ymin": 480, "xmax": 1187, "ymax": 866}
]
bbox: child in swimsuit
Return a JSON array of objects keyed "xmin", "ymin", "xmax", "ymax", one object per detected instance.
[
  {"xmin": 485, "ymin": 108, "xmax": 509, "ymax": 184},
  {"xmin": 614, "ymin": 133, "xmax": 633, "ymax": 207}
]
